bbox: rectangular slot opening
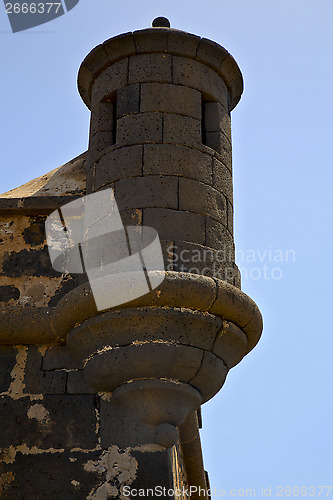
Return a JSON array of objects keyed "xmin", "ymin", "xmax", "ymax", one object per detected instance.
[
  {"xmin": 201, "ymin": 97, "xmax": 222, "ymax": 154},
  {"xmin": 103, "ymin": 91, "xmax": 117, "ymax": 145}
]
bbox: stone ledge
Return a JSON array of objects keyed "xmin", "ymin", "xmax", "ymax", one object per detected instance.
[
  {"xmin": 52, "ymin": 272, "xmax": 262, "ymax": 355},
  {"xmin": 0, "ymin": 273, "xmax": 262, "ymax": 354},
  {"xmin": 0, "ymin": 306, "xmax": 54, "ymax": 345},
  {"xmin": 0, "ymin": 195, "xmax": 82, "ymax": 215}
]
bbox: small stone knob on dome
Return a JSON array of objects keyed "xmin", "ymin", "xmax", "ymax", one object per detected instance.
[{"xmin": 152, "ymin": 17, "xmax": 171, "ymax": 28}]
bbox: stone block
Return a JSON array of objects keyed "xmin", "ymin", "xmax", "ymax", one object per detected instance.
[
  {"xmin": 179, "ymin": 178, "xmax": 227, "ymax": 225},
  {"xmin": 93, "ymin": 145, "xmax": 143, "ymax": 190},
  {"xmin": 82, "ymin": 44, "xmax": 109, "ymax": 76},
  {"xmin": 43, "ymin": 395, "xmax": 98, "ymax": 449},
  {"xmin": 211, "ymin": 262, "xmax": 236, "ymax": 286},
  {"xmin": 99, "ymin": 397, "xmax": 131, "ymax": 449},
  {"xmin": 91, "ymin": 59, "xmax": 128, "ymax": 105},
  {"xmin": 100, "ymin": 397, "xmax": 176, "ymax": 474},
  {"xmin": 205, "ymin": 217, "xmax": 233, "ymax": 254},
  {"xmin": 210, "ymin": 280, "xmax": 255, "ymax": 330},
  {"xmin": 128, "ymin": 54, "xmax": 172, "ymax": 84},
  {"xmin": 89, "ymin": 100, "xmax": 115, "ymax": 135},
  {"xmin": 159, "ymin": 240, "xmax": 175, "ymax": 271},
  {"xmin": 213, "ymin": 157, "xmax": 233, "ymax": 203},
  {"xmin": 179, "ymin": 411, "xmax": 200, "ymax": 443},
  {"xmin": 173, "ymin": 56, "xmax": 228, "ymax": 105},
  {"xmin": 116, "ymin": 112, "xmax": 163, "ymax": 146},
  {"xmin": 141, "ymin": 83, "xmax": 201, "ymax": 120},
  {"xmin": 24, "ymin": 347, "xmax": 67, "ymax": 395},
  {"xmin": 233, "ymin": 263, "xmax": 241, "ymax": 289},
  {"xmin": 133, "ymin": 28, "xmax": 168, "ymax": 53},
  {"xmin": 189, "ymin": 351, "xmax": 228, "ymax": 403},
  {"xmin": 43, "ymin": 347, "xmax": 81, "ymax": 371},
  {"xmin": 230, "ymin": 76, "xmax": 244, "ymax": 104},
  {"xmin": 214, "ymin": 143, "xmax": 232, "ymax": 173},
  {"xmin": 115, "ymin": 176, "xmax": 178, "ymax": 211},
  {"xmin": 157, "ymin": 272, "xmax": 218, "ymax": 312},
  {"xmin": 170, "ymin": 241, "xmax": 211, "ymax": 277},
  {"xmin": 212, "ymin": 321, "xmax": 247, "ymax": 368},
  {"xmin": 163, "ymin": 114, "xmax": 201, "ymax": 147},
  {"xmin": 88, "ymin": 130, "xmax": 114, "ymax": 160},
  {"xmin": 205, "ymin": 131, "xmax": 231, "ymax": 158},
  {"xmin": 30, "ymin": 371, "xmax": 67, "ymax": 395},
  {"xmin": 196, "ymin": 38, "xmax": 228, "ymax": 71},
  {"xmin": 243, "ymin": 304, "xmax": 263, "ymax": 353},
  {"xmin": 86, "ymin": 163, "xmax": 96, "ymax": 193},
  {"xmin": 167, "ymin": 30, "xmax": 201, "ymax": 58},
  {"xmin": 143, "ymin": 208, "xmax": 205, "ymax": 245},
  {"xmin": 67, "ymin": 370, "xmax": 95, "ymax": 394},
  {"xmin": 77, "ymin": 63, "xmax": 92, "ymax": 93},
  {"xmin": 0, "ymin": 396, "xmax": 43, "ymax": 448},
  {"xmin": 103, "ymin": 32, "xmax": 137, "ymax": 61},
  {"xmin": 171, "ymin": 240, "xmax": 233, "ymax": 280},
  {"xmin": 219, "ymin": 54, "xmax": 241, "ymax": 85},
  {"xmin": 173, "ymin": 240, "xmax": 235, "ymax": 285},
  {"xmin": 143, "ymin": 144, "xmax": 213, "ymax": 184},
  {"xmin": 78, "ymin": 84, "xmax": 90, "ymax": 110},
  {"xmin": 117, "ymin": 83, "xmax": 140, "ymax": 118},
  {"xmin": 130, "ymin": 449, "xmax": 175, "ymax": 491}
]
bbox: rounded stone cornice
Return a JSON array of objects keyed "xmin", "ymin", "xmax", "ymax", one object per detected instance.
[
  {"xmin": 78, "ymin": 28, "xmax": 243, "ymax": 111},
  {"xmin": 64, "ymin": 305, "xmax": 247, "ymax": 401},
  {"xmin": 51, "ymin": 271, "xmax": 262, "ymax": 355}
]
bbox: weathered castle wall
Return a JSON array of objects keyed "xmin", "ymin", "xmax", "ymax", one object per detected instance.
[{"xmin": 0, "ymin": 344, "xmax": 193, "ymax": 498}]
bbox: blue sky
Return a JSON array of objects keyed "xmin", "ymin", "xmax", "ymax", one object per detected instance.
[{"xmin": 1, "ymin": 0, "xmax": 333, "ymax": 497}]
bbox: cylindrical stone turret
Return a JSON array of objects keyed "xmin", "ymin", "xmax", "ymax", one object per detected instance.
[{"xmin": 78, "ymin": 20, "xmax": 243, "ymax": 288}]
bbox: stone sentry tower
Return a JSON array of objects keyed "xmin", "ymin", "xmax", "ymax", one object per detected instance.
[{"xmin": 0, "ymin": 18, "xmax": 262, "ymax": 499}]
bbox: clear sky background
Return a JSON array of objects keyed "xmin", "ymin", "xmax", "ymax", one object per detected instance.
[{"xmin": 1, "ymin": 0, "xmax": 333, "ymax": 497}]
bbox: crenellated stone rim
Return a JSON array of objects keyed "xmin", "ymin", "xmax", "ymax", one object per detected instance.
[{"xmin": 78, "ymin": 28, "xmax": 243, "ymax": 112}]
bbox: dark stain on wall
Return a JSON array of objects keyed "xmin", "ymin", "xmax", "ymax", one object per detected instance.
[
  {"xmin": 2, "ymin": 247, "xmax": 61, "ymax": 278},
  {"xmin": 0, "ymin": 286, "xmax": 20, "ymax": 302},
  {"xmin": 0, "ymin": 394, "xmax": 98, "ymax": 449},
  {"xmin": 22, "ymin": 217, "xmax": 46, "ymax": 247},
  {"xmin": 0, "ymin": 347, "xmax": 17, "ymax": 393},
  {"xmin": 47, "ymin": 275, "xmax": 88, "ymax": 308},
  {"xmin": 0, "ymin": 449, "xmax": 102, "ymax": 500}
]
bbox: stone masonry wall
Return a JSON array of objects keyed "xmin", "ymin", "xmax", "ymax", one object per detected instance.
[{"xmin": 0, "ymin": 342, "xmax": 194, "ymax": 498}]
